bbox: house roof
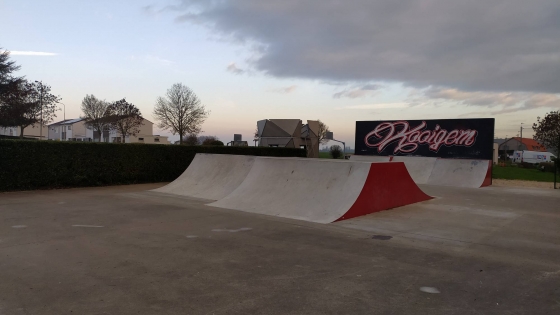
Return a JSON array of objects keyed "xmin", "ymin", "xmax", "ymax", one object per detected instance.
[
  {"xmin": 493, "ymin": 138, "xmax": 507, "ymax": 145},
  {"xmin": 48, "ymin": 118, "xmax": 85, "ymax": 126},
  {"xmin": 513, "ymin": 137, "xmax": 547, "ymax": 152}
]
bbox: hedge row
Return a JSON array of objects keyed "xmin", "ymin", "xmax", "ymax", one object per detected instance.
[
  {"xmin": 0, "ymin": 140, "xmax": 306, "ymax": 192},
  {"xmin": 0, "ymin": 135, "xmax": 37, "ymax": 140}
]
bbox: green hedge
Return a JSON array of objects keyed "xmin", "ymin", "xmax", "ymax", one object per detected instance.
[
  {"xmin": 0, "ymin": 140, "xmax": 306, "ymax": 192},
  {"xmin": 0, "ymin": 135, "xmax": 38, "ymax": 140}
]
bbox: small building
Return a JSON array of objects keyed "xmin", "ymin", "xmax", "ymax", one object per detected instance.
[
  {"xmin": 48, "ymin": 118, "xmax": 88, "ymax": 141},
  {"xmin": 228, "ymin": 134, "xmax": 248, "ymax": 146},
  {"xmin": 256, "ymin": 119, "xmax": 319, "ymax": 158},
  {"xmin": 48, "ymin": 118, "xmax": 170, "ymax": 144},
  {"xmin": 498, "ymin": 137, "xmax": 546, "ymax": 156},
  {"xmin": 0, "ymin": 123, "xmax": 49, "ymax": 140}
]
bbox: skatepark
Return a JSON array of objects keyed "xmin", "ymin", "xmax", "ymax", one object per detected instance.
[{"xmin": 1, "ymin": 149, "xmax": 559, "ymax": 314}]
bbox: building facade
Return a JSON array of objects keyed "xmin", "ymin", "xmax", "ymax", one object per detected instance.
[
  {"xmin": 0, "ymin": 124, "xmax": 49, "ymax": 140},
  {"xmin": 256, "ymin": 119, "xmax": 320, "ymax": 158},
  {"xmin": 47, "ymin": 118, "xmax": 170, "ymax": 144}
]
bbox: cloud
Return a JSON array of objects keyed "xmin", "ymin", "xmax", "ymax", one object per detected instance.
[
  {"xmin": 129, "ymin": 54, "xmax": 173, "ymax": 66},
  {"xmin": 9, "ymin": 51, "xmax": 57, "ymax": 56},
  {"xmin": 333, "ymin": 84, "xmax": 381, "ymax": 99},
  {"xmin": 335, "ymin": 103, "xmax": 409, "ymax": 110},
  {"xmin": 226, "ymin": 62, "xmax": 245, "ymax": 75},
  {"xmin": 163, "ymin": 0, "xmax": 560, "ymax": 95},
  {"xmin": 418, "ymin": 86, "xmax": 560, "ymax": 114},
  {"xmin": 270, "ymin": 85, "xmax": 297, "ymax": 94}
]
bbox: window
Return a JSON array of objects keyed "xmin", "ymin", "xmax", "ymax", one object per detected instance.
[
  {"xmin": 55, "ymin": 127, "xmax": 58, "ymax": 133},
  {"xmin": 9, "ymin": 129, "xmax": 13, "ymax": 136},
  {"xmin": 67, "ymin": 125, "xmax": 72, "ymax": 130},
  {"xmin": 138, "ymin": 138, "xmax": 144, "ymax": 141},
  {"xmin": 269, "ymin": 145, "xmax": 279, "ymax": 147},
  {"xmin": 154, "ymin": 138, "xmax": 160, "ymax": 142}
]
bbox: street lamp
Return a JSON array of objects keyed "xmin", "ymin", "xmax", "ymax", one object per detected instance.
[{"xmin": 59, "ymin": 102, "xmax": 66, "ymax": 121}]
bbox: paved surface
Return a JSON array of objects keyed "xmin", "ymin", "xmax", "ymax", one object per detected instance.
[{"xmin": 1, "ymin": 183, "xmax": 559, "ymax": 314}]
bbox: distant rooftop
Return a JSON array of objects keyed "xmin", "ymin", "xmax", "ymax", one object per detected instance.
[{"xmin": 48, "ymin": 118, "xmax": 85, "ymax": 126}]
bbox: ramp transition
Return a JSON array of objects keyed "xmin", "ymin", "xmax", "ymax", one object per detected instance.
[
  {"xmin": 350, "ymin": 155, "xmax": 492, "ymax": 188},
  {"xmin": 208, "ymin": 157, "xmax": 432, "ymax": 224},
  {"xmin": 427, "ymin": 159, "xmax": 492, "ymax": 188},
  {"xmin": 153, "ymin": 154, "xmax": 255, "ymax": 200}
]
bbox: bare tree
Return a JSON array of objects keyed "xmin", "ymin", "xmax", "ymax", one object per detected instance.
[
  {"xmin": 153, "ymin": 83, "xmax": 209, "ymax": 145},
  {"xmin": 107, "ymin": 99, "xmax": 143, "ymax": 142},
  {"xmin": 317, "ymin": 120, "xmax": 331, "ymax": 144},
  {"xmin": 81, "ymin": 94, "xmax": 112, "ymax": 142}
]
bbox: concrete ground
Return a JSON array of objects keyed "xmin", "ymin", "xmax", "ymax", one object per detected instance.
[{"xmin": 0, "ymin": 183, "xmax": 559, "ymax": 314}]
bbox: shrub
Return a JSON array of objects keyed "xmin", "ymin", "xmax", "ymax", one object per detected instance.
[
  {"xmin": 0, "ymin": 140, "xmax": 305, "ymax": 191},
  {"xmin": 0, "ymin": 135, "xmax": 37, "ymax": 140},
  {"xmin": 200, "ymin": 136, "xmax": 218, "ymax": 145},
  {"xmin": 182, "ymin": 134, "xmax": 198, "ymax": 145},
  {"xmin": 330, "ymin": 145, "xmax": 342, "ymax": 159},
  {"xmin": 538, "ymin": 162, "xmax": 555, "ymax": 173},
  {"xmin": 208, "ymin": 140, "xmax": 224, "ymax": 146},
  {"xmin": 519, "ymin": 162, "xmax": 534, "ymax": 169}
]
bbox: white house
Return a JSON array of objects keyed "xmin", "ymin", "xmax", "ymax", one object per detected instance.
[
  {"xmin": 0, "ymin": 123, "xmax": 49, "ymax": 140},
  {"xmin": 47, "ymin": 118, "xmax": 170, "ymax": 144}
]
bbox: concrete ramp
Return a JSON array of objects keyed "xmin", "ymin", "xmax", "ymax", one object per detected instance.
[
  {"xmin": 153, "ymin": 154, "xmax": 255, "ymax": 200},
  {"xmin": 208, "ymin": 158, "xmax": 432, "ymax": 223},
  {"xmin": 391, "ymin": 156, "xmax": 438, "ymax": 184},
  {"xmin": 350, "ymin": 155, "xmax": 392, "ymax": 162},
  {"xmin": 427, "ymin": 159, "xmax": 492, "ymax": 188}
]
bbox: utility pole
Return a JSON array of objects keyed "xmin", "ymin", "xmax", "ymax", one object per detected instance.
[{"xmin": 554, "ymin": 135, "xmax": 560, "ymax": 189}]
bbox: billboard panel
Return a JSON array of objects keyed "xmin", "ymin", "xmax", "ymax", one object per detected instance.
[{"xmin": 355, "ymin": 119, "xmax": 495, "ymax": 160}]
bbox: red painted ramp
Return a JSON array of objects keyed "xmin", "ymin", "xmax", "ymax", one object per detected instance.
[
  {"xmin": 209, "ymin": 158, "xmax": 432, "ymax": 224},
  {"xmin": 335, "ymin": 162, "xmax": 433, "ymax": 221}
]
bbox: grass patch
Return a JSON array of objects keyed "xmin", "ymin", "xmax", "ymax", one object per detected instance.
[
  {"xmin": 492, "ymin": 165, "xmax": 557, "ymax": 182},
  {"xmin": 319, "ymin": 152, "xmax": 345, "ymax": 159}
]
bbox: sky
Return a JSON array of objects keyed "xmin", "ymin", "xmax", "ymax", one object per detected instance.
[{"xmin": 1, "ymin": 0, "xmax": 559, "ymax": 147}]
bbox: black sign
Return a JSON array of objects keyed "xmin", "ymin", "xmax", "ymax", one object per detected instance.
[{"xmin": 355, "ymin": 119, "xmax": 495, "ymax": 160}]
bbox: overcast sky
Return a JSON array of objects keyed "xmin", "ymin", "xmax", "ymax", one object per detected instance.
[{"xmin": 2, "ymin": 0, "xmax": 559, "ymax": 146}]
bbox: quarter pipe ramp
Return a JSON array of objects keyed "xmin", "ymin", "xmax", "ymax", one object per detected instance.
[
  {"xmin": 349, "ymin": 155, "xmax": 492, "ymax": 188},
  {"xmin": 153, "ymin": 154, "xmax": 255, "ymax": 200},
  {"xmin": 427, "ymin": 159, "xmax": 492, "ymax": 188},
  {"xmin": 391, "ymin": 156, "xmax": 438, "ymax": 184},
  {"xmin": 208, "ymin": 158, "xmax": 432, "ymax": 223}
]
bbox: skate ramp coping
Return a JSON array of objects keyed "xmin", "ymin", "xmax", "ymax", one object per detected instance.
[
  {"xmin": 208, "ymin": 157, "xmax": 432, "ymax": 224},
  {"xmin": 349, "ymin": 155, "xmax": 392, "ymax": 162},
  {"xmin": 153, "ymin": 153, "xmax": 256, "ymax": 200}
]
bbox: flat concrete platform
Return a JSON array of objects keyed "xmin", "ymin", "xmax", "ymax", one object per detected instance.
[{"xmin": 1, "ymin": 183, "xmax": 559, "ymax": 314}]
